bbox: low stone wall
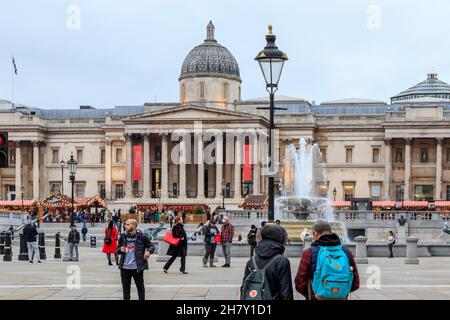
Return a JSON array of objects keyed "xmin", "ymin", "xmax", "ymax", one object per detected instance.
[{"xmin": 0, "ymin": 211, "xmax": 28, "ymax": 229}]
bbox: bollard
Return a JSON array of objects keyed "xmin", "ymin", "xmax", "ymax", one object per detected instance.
[
  {"xmin": 3, "ymin": 232, "xmax": 12, "ymax": 261},
  {"xmin": 90, "ymin": 236, "xmax": 97, "ymax": 248},
  {"xmin": 18, "ymin": 233, "xmax": 29, "ymax": 261},
  {"xmin": 38, "ymin": 232, "xmax": 46, "ymax": 260},
  {"xmin": 303, "ymin": 236, "xmax": 313, "ymax": 252},
  {"xmin": 54, "ymin": 232, "xmax": 61, "ymax": 259},
  {"xmin": 405, "ymin": 236, "xmax": 419, "ymax": 265},
  {"xmin": 0, "ymin": 231, "xmax": 5, "ymax": 255},
  {"xmin": 354, "ymin": 236, "xmax": 368, "ymax": 264}
]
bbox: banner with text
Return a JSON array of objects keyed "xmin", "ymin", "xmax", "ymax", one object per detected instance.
[
  {"xmin": 133, "ymin": 145, "xmax": 142, "ymax": 181},
  {"xmin": 243, "ymin": 144, "xmax": 252, "ymax": 181}
]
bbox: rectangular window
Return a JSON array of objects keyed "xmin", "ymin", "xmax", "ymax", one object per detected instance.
[
  {"xmin": 447, "ymin": 148, "xmax": 450, "ymax": 163},
  {"xmin": 370, "ymin": 182, "xmax": 382, "ymax": 201},
  {"xmin": 345, "ymin": 148, "xmax": 353, "ymax": 164},
  {"xmin": 320, "ymin": 148, "xmax": 327, "ymax": 163},
  {"xmin": 52, "ymin": 149, "xmax": 59, "ymax": 164},
  {"xmin": 447, "ymin": 186, "xmax": 450, "ymax": 201},
  {"xmin": 50, "ymin": 182, "xmax": 61, "ymax": 194},
  {"xmin": 155, "ymin": 145, "xmax": 162, "ymax": 161},
  {"xmin": 98, "ymin": 182, "xmax": 106, "ymax": 199},
  {"xmin": 394, "ymin": 148, "xmax": 403, "ymax": 163},
  {"xmin": 75, "ymin": 183, "xmax": 85, "ymax": 197},
  {"xmin": 115, "ymin": 148, "xmax": 123, "ymax": 163},
  {"xmin": 420, "ymin": 148, "xmax": 429, "ymax": 163},
  {"xmin": 199, "ymin": 82, "xmax": 205, "ymax": 100},
  {"xmin": 114, "ymin": 183, "xmax": 124, "ymax": 199},
  {"xmin": 318, "ymin": 183, "xmax": 328, "ymax": 198},
  {"xmin": 372, "ymin": 148, "xmax": 380, "ymax": 163},
  {"xmin": 343, "ymin": 182, "xmax": 355, "ymax": 201},
  {"xmin": 395, "ymin": 185, "xmax": 403, "ymax": 201},
  {"xmin": 414, "ymin": 185, "xmax": 433, "ymax": 201},
  {"xmin": 77, "ymin": 149, "xmax": 83, "ymax": 164},
  {"xmin": 223, "ymin": 83, "xmax": 229, "ymax": 102},
  {"xmin": 100, "ymin": 149, "xmax": 105, "ymax": 164}
]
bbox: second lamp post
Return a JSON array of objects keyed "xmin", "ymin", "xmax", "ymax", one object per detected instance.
[
  {"xmin": 67, "ymin": 153, "xmax": 78, "ymax": 226},
  {"xmin": 255, "ymin": 25, "xmax": 288, "ymax": 221}
]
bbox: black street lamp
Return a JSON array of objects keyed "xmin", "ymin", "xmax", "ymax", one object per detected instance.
[
  {"xmin": 333, "ymin": 187, "xmax": 337, "ymax": 202},
  {"xmin": 59, "ymin": 160, "xmax": 65, "ymax": 196},
  {"xmin": 255, "ymin": 25, "xmax": 288, "ymax": 222},
  {"xmin": 400, "ymin": 180, "xmax": 405, "ymax": 209},
  {"xmin": 67, "ymin": 153, "xmax": 78, "ymax": 226},
  {"xmin": 221, "ymin": 178, "xmax": 226, "ymax": 210},
  {"xmin": 20, "ymin": 185, "xmax": 24, "ymax": 206}
]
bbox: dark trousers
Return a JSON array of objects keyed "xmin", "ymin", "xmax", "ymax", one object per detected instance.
[
  {"xmin": 120, "ymin": 268, "xmax": 145, "ymax": 300},
  {"xmin": 250, "ymin": 244, "xmax": 256, "ymax": 257},
  {"xmin": 388, "ymin": 244, "xmax": 394, "ymax": 258},
  {"xmin": 204, "ymin": 243, "xmax": 217, "ymax": 260},
  {"xmin": 164, "ymin": 253, "xmax": 186, "ymax": 272}
]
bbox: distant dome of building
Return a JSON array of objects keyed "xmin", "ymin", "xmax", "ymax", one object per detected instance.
[
  {"xmin": 391, "ymin": 72, "xmax": 450, "ymax": 103},
  {"xmin": 179, "ymin": 21, "xmax": 241, "ymax": 82}
]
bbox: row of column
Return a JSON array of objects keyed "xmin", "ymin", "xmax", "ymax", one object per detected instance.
[
  {"xmin": 13, "ymin": 140, "xmax": 41, "ymax": 201},
  {"xmin": 384, "ymin": 137, "xmax": 445, "ymax": 200},
  {"xmin": 123, "ymin": 132, "xmax": 263, "ymax": 200}
]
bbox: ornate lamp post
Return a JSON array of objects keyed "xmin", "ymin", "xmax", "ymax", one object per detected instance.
[
  {"xmin": 67, "ymin": 153, "xmax": 78, "ymax": 226},
  {"xmin": 255, "ymin": 25, "xmax": 288, "ymax": 222},
  {"xmin": 59, "ymin": 160, "xmax": 65, "ymax": 196},
  {"xmin": 333, "ymin": 187, "xmax": 337, "ymax": 202}
]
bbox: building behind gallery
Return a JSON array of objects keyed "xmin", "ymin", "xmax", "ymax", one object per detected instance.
[{"xmin": 1, "ymin": 22, "xmax": 450, "ymax": 211}]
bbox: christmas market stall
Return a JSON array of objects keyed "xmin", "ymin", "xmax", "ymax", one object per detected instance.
[
  {"xmin": 0, "ymin": 200, "xmax": 36, "ymax": 212},
  {"xmin": 35, "ymin": 193, "xmax": 80, "ymax": 222}
]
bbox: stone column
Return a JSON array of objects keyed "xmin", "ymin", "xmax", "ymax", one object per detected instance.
[
  {"xmin": 105, "ymin": 138, "xmax": 112, "ymax": 199},
  {"xmin": 15, "ymin": 141, "xmax": 22, "ymax": 200},
  {"xmin": 161, "ymin": 133, "xmax": 169, "ymax": 199},
  {"xmin": 179, "ymin": 134, "xmax": 187, "ymax": 199},
  {"xmin": 253, "ymin": 133, "xmax": 260, "ymax": 194},
  {"xmin": 124, "ymin": 134, "xmax": 132, "ymax": 198},
  {"xmin": 405, "ymin": 236, "xmax": 419, "ymax": 264},
  {"xmin": 354, "ymin": 236, "xmax": 368, "ymax": 264},
  {"xmin": 404, "ymin": 138, "xmax": 412, "ymax": 201},
  {"xmin": 143, "ymin": 133, "xmax": 151, "ymax": 198},
  {"xmin": 215, "ymin": 133, "xmax": 223, "ymax": 200},
  {"xmin": 384, "ymin": 138, "xmax": 392, "ymax": 200},
  {"xmin": 234, "ymin": 136, "xmax": 242, "ymax": 200},
  {"xmin": 436, "ymin": 138, "xmax": 443, "ymax": 200},
  {"xmin": 196, "ymin": 133, "xmax": 205, "ymax": 199},
  {"xmin": 32, "ymin": 141, "xmax": 40, "ymax": 200}
]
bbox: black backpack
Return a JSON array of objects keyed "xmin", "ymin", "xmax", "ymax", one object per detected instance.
[{"xmin": 241, "ymin": 254, "xmax": 280, "ymax": 300}]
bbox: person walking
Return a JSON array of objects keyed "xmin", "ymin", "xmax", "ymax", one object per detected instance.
[
  {"xmin": 81, "ymin": 225, "xmax": 88, "ymax": 242},
  {"xmin": 241, "ymin": 223, "xmax": 293, "ymax": 300},
  {"xmin": 23, "ymin": 221, "xmax": 41, "ymax": 263},
  {"xmin": 68, "ymin": 226, "xmax": 80, "ymax": 261},
  {"xmin": 295, "ymin": 220, "xmax": 360, "ymax": 300},
  {"xmin": 220, "ymin": 216, "xmax": 234, "ymax": 268},
  {"xmin": 117, "ymin": 219, "xmax": 155, "ymax": 300},
  {"xmin": 247, "ymin": 225, "xmax": 258, "ymax": 257},
  {"xmin": 387, "ymin": 231, "xmax": 395, "ymax": 258},
  {"xmin": 163, "ymin": 216, "xmax": 188, "ymax": 274},
  {"xmin": 203, "ymin": 219, "xmax": 220, "ymax": 267},
  {"xmin": 102, "ymin": 220, "xmax": 119, "ymax": 265}
]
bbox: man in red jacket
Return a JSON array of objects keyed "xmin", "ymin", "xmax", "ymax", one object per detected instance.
[{"xmin": 294, "ymin": 220, "xmax": 360, "ymax": 300}]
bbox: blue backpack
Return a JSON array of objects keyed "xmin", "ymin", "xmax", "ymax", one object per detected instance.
[{"xmin": 311, "ymin": 245, "xmax": 354, "ymax": 300}]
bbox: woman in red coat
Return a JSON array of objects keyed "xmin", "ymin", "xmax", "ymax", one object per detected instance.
[{"xmin": 102, "ymin": 220, "xmax": 119, "ymax": 265}]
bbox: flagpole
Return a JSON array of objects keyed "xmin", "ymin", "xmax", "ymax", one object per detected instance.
[{"xmin": 11, "ymin": 55, "xmax": 15, "ymax": 110}]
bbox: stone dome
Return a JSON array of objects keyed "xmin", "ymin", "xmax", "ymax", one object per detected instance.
[
  {"xmin": 179, "ymin": 21, "xmax": 241, "ymax": 82},
  {"xmin": 391, "ymin": 72, "xmax": 450, "ymax": 103}
]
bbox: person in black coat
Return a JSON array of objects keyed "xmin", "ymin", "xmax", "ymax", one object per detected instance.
[
  {"xmin": 163, "ymin": 216, "xmax": 188, "ymax": 274},
  {"xmin": 242, "ymin": 223, "xmax": 293, "ymax": 300}
]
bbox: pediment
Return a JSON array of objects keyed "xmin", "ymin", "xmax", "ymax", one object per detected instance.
[{"xmin": 126, "ymin": 105, "xmax": 259, "ymax": 123}]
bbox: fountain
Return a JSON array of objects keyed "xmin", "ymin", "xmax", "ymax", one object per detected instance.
[{"xmin": 275, "ymin": 138, "xmax": 348, "ymax": 241}]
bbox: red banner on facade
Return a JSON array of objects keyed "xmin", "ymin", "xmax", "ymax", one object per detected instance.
[
  {"xmin": 243, "ymin": 144, "xmax": 252, "ymax": 181},
  {"xmin": 133, "ymin": 145, "xmax": 142, "ymax": 181}
]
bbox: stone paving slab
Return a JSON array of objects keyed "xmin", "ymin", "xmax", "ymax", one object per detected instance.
[{"xmin": 1, "ymin": 247, "xmax": 450, "ymax": 300}]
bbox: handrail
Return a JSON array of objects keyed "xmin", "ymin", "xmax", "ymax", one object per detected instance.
[{"xmin": 13, "ymin": 213, "xmax": 51, "ymax": 232}]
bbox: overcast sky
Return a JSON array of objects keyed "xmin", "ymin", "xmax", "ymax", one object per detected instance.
[{"xmin": 1, "ymin": 0, "xmax": 450, "ymax": 109}]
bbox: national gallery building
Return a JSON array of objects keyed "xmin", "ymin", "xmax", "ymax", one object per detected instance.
[{"xmin": 1, "ymin": 22, "xmax": 450, "ymax": 210}]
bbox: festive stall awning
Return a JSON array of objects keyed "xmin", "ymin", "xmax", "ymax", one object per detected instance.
[
  {"xmin": 372, "ymin": 201, "xmax": 397, "ymax": 207},
  {"xmin": 331, "ymin": 201, "xmax": 351, "ymax": 207},
  {"xmin": 75, "ymin": 195, "xmax": 107, "ymax": 208},
  {"xmin": 402, "ymin": 201, "xmax": 428, "ymax": 207},
  {"xmin": 36, "ymin": 193, "xmax": 80, "ymax": 208},
  {"xmin": 0, "ymin": 200, "xmax": 35, "ymax": 206},
  {"xmin": 435, "ymin": 201, "xmax": 450, "ymax": 207},
  {"xmin": 239, "ymin": 195, "xmax": 268, "ymax": 210}
]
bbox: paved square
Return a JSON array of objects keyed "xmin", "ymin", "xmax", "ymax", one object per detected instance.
[{"xmin": 1, "ymin": 246, "xmax": 450, "ymax": 300}]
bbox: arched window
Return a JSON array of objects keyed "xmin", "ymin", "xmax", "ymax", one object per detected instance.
[
  {"xmin": 199, "ymin": 82, "xmax": 205, "ymax": 100},
  {"xmin": 223, "ymin": 83, "xmax": 229, "ymax": 103}
]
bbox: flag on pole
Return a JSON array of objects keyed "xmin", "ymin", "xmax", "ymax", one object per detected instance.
[{"xmin": 12, "ymin": 56, "xmax": 17, "ymax": 75}]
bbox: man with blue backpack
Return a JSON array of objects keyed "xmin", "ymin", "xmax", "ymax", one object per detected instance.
[{"xmin": 295, "ymin": 220, "xmax": 360, "ymax": 300}]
